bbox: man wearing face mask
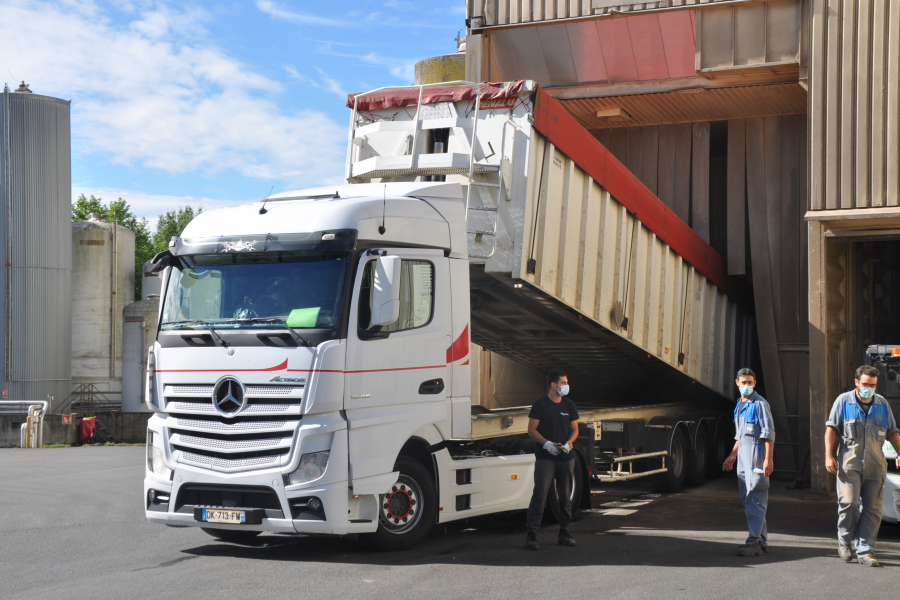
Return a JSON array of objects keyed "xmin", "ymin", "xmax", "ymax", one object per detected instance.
[
  {"xmin": 825, "ymin": 365, "xmax": 900, "ymax": 567},
  {"xmin": 723, "ymin": 368, "xmax": 775, "ymax": 557},
  {"xmin": 523, "ymin": 371, "xmax": 579, "ymax": 551}
]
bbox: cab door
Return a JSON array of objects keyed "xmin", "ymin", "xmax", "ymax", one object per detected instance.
[{"xmin": 344, "ymin": 248, "xmax": 449, "ymax": 485}]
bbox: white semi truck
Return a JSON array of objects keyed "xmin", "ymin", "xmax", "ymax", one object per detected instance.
[{"xmin": 143, "ymin": 82, "xmax": 754, "ymax": 549}]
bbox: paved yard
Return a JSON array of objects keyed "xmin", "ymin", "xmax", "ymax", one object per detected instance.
[{"xmin": 2, "ymin": 447, "xmax": 899, "ymax": 599}]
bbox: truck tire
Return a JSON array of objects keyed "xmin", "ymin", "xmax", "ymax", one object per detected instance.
[
  {"xmin": 201, "ymin": 528, "xmax": 261, "ymax": 545},
  {"xmin": 686, "ymin": 426, "xmax": 708, "ymax": 487},
  {"xmin": 651, "ymin": 428, "xmax": 687, "ymax": 493},
  {"xmin": 362, "ymin": 456, "xmax": 437, "ymax": 551},
  {"xmin": 707, "ymin": 425, "xmax": 729, "ymax": 480},
  {"xmin": 546, "ymin": 454, "xmax": 584, "ymax": 523}
]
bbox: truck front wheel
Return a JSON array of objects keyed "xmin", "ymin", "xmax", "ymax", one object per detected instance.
[{"xmin": 362, "ymin": 456, "xmax": 437, "ymax": 551}]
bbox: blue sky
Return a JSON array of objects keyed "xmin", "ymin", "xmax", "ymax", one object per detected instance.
[{"xmin": 1, "ymin": 0, "xmax": 467, "ymax": 229}]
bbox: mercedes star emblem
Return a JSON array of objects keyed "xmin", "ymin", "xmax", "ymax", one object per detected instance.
[{"xmin": 212, "ymin": 377, "xmax": 246, "ymax": 417}]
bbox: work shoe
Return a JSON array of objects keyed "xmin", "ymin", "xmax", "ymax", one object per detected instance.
[
  {"xmin": 737, "ymin": 543, "xmax": 763, "ymax": 557},
  {"xmin": 760, "ymin": 545, "xmax": 770, "ymax": 554},
  {"xmin": 858, "ymin": 554, "xmax": 881, "ymax": 567},
  {"xmin": 838, "ymin": 544, "xmax": 854, "ymax": 562},
  {"xmin": 558, "ymin": 530, "xmax": 576, "ymax": 547},
  {"xmin": 524, "ymin": 531, "xmax": 539, "ymax": 551}
]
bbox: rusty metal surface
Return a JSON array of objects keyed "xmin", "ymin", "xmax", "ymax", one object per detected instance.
[
  {"xmin": 559, "ymin": 82, "xmax": 807, "ymax": 130},
  {"xmin": 487, "ymin": 10, "xmax": 696, "ymax": 87}
]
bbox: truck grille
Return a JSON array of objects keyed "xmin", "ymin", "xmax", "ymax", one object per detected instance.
[{"xmin": 162, "ymin": 383, "xmax": 303, "ymax": 474}]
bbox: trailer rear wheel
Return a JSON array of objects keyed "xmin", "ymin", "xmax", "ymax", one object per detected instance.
[
  {"xmin": 362, "ymin": 456, "xmax": 437, "ymax": 551},
  {"xmin": 686, "ymin": 427, "xmax": 708, "ymax": 486},
  {"xmin": 707, "ymin": 425, "xmax": 729, "ymax": 480},
  {"xmin": 201, "ymin": 528, "xmax": 261, "ymax": 545},
  {"xmin": 547, "ymin": 454, "xmax": 584, "ymax": 523},
  {"xmin": 652, "ymin": 428, "xmax": 687, "ymax": 493}
]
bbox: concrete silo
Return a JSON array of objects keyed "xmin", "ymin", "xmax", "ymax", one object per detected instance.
[
  {"xmin": 70, "ymin": 219, "xmax": 134, "ymax": 400},
  {"xmin": 0, "ymin": 82, "xmax": 72, "ymax": 409}
]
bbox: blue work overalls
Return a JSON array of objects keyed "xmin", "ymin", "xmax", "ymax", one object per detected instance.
[
  {"xmin": 734, "ymin": 392, "xmax": 775, "ymax": 547},
  {"xmin": 826, "ymin": 391, "xmax": 899, "ymax": 556}
]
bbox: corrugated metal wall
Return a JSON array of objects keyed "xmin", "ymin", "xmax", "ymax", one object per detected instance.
[
  {"xmin": 0, "ymin": 89, "xmax": 72, "ymax": 408},
  {"xmin": 520, "ymin": 133, "xmax": 751, "ymax": 399},
  {"xmin": 470, "ymin": 0, "xmax": 727, "ymax": 26},
  {"xmin": 696, "ymin": 1, "xmax": 805, "ymax": 72},
  {"xmin": 809, "ymin": 0, "xmax": 900, "ymax": 210}
]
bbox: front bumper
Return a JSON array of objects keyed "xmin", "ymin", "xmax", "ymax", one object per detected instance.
[
  {"xmin": 144, "ymin": 412, "xmax": 378, "ymax": 536},
  {"xmin": 144, "ymin": 470, "xmax": 355, "ymax": 534}
]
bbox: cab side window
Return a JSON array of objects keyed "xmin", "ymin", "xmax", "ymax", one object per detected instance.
[{"xmin": 358, "ymin": 259, "xmax": 434, "ymax": 336}]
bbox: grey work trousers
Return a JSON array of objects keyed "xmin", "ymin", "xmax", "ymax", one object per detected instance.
[
  {"xmin": 526, "ymin": 458, "xmax": 575, "ymax": 532},
  {"xmin": 836, "ymin": 469, "xmax": 885, "ymax": 556}
]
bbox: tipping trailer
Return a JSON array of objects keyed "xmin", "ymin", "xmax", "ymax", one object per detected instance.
[{"xmin": 143, "ymin": 81, "xmax": 753, "ymax": 549}]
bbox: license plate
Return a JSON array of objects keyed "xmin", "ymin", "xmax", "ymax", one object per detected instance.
[{"xmin": 202, "ymin": 509, "xmax": 246, "ymax": 524}]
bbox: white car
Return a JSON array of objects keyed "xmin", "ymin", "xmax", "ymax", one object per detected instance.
[{"xmin": 882, "ymin": 441, "xmax": 900, "ymax": 524}]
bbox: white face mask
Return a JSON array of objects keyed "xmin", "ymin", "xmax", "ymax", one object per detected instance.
[{"xmin": 556, "ymin": 384, "xmax": 569, "ymax": 396}]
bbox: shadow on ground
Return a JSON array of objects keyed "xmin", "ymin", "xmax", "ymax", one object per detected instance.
[{"xmin": 177, "ymin": 477, "xmax": 900, "ymax": 570}]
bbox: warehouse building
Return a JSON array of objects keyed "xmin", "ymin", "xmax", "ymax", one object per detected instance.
[{"xmin": 465, "ymin": 0, "xmax": 899, "ymax": 494}]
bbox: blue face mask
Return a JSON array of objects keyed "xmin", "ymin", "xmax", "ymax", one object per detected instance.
[
  {"xmin": 739, "ymin": 385, "xmax": 754, "ymax": 397},
  {"xmin": 557, "ymin": 384, "xmax": 570, "ymax": 397},
  {"xmin": 859, "ymin": 386, "xmax": 875, "ymax": 400}
]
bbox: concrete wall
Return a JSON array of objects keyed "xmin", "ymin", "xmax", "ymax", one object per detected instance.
[{"xmin": 0, "ymin": 412, "xmax": 151, "ymax": 448}]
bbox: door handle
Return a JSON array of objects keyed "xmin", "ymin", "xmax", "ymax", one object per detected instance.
[{"xmin": 418, "ymin": 378, "xmax": 445, "ymax": 395}]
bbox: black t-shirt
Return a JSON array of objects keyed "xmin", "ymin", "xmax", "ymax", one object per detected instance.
[{"xmin": 529, "ymin": 395, "xmax": 579, "ymax": 461}]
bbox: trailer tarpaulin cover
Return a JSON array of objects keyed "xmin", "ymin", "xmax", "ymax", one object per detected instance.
[{"xmin": 346, "ymin": 80, "xmax": 531, "ymax": 112}]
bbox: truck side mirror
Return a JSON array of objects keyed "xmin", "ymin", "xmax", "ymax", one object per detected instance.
[
  {"xmin": 149, "ymin": 250, "xmax": 173, "ymax": 273},
  {"xmin": 371, "ymin": 256, "xmax": 401, "ymax": 327}
]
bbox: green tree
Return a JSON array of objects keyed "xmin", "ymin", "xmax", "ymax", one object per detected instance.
[
  {"xmin": 152, "ymin": 206, "xmax": 202, "ymax": 254},
  {"xmin": 72, "ymin": 195, "xmax": 202, "ymax": 300},
  {"xmin": 72, "ymin": 194, "xmax": 152, "ymax": 299}
]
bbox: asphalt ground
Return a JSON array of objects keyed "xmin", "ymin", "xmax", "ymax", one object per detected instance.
[{"xmin": 2, "ymin": 447, "xmax": 900, "ymax": 599}]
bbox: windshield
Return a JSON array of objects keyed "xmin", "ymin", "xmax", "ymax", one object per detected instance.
[{"xmin": 160, "ymin": 251, "xmax": 348, "ymax": 330}]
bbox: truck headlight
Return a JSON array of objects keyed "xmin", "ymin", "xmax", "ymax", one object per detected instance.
[
  {"xmin": 284, "ymin": 451, "xmax": 329, "ymax": 486},
  {"xmin": 147, "ymin": 431, "xmax": 173, "ymax": 480}
]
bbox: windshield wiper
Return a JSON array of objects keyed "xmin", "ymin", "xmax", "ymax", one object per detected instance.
[
  {"xmin": 234, "ymin": 317, "xmax": 310, "ymax": 347},
  {"xmin": 166, "ymin": 319, "xmax": 229, "ymax": 349}
]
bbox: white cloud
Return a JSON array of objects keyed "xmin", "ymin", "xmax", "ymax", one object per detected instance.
[
  {"xmin": 1, "ymin": 0, "xmax": 347, "ymax": 187},
  {"xmin": 284, "ymin": 64, "xmax": 347, "ymax": 99},
  {"xmin": 255, "ymin": 0, "xmax": 354, "ymax": 27},
  {"xmin": 315, "ymin": 45, "xmax": 416, "ymax": 82},
  {"xmin": 73, "ymin": 186, "xmax": 242, "ymax": 232}
]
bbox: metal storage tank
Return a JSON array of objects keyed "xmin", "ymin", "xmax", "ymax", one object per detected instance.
[
  {"xmin": 0, "ymin": 82, "xmax": 72, "ymax": 409},
  {"xmin": 120, "ymin": 259, "xmax": 160, "ymax": 412},
  {"xmin": 121, "ymin": 295, "xmax": 158, "ymax": 412},
  {"xmin": 70, "ymin": 219, "xmax": 135, "ymax": 400},
  {"xmin": 141, "ymin": 258, "xmax": 162, "ymax": 300}
]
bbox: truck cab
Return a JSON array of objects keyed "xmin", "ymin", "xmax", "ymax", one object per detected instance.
[{"xmin": 143, "ymin": 182, "xmax": 496, "ymax": 549}]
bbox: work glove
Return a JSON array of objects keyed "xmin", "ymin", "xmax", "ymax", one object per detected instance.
[
  {"xmin": 561, "ymin": 443, "xmax": 571, "ymax": 454},
  {"xmin": 543, "ymin": 440, "xmax": 559, "ymax": 455}
]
